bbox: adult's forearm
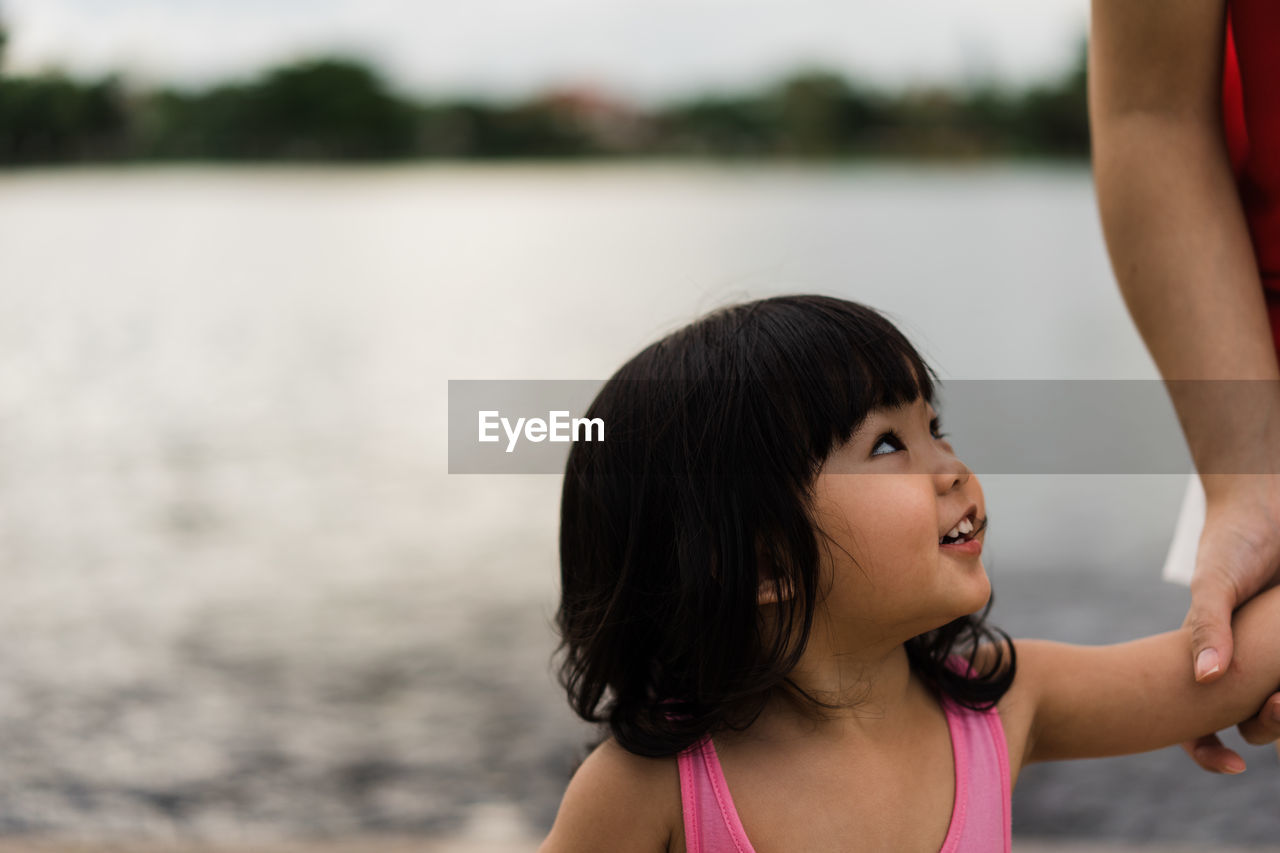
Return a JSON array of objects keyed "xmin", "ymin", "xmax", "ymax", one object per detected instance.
[{"xmin": 1093, "ymin": 116, "xmax": 1280, "ymax": 481}]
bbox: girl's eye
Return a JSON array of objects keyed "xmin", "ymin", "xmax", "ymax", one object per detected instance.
[
  {"xmin": 870, "ymin": 431, "xmax": 904, "ymax": 457},
  {"xmin": 870, "ymin": 420, "xmax": 950, "ymax": 457}
]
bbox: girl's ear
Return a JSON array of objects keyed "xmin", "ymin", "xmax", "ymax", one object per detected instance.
[
  {"xmin": 755, "ymin": 539, "xmax": 794, "ymax": 605},
  {"xmin": 724, "ymin": 564, "xmax": 790, "ymax": 604},
  {"xmin": 756, "ymin": 576, "xmax": 793, "ymax": 606}
]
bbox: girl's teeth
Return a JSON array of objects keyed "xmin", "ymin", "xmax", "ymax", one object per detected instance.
[{"xmin": 941, "ymin": 517, "xmax": 976, "ymax": 543}]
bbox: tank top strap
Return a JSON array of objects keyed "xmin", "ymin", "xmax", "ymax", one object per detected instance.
[
  {"xmin": 677, "ymin": 737, "xmax": 756, "ymax": 853},
  {"xmin": 938, "ymin": 697, "xmax": 1012, "ymax": 852},
  {"xmin": 939, "ymin": 654, "xmax": 1013, "ymax": 852}
]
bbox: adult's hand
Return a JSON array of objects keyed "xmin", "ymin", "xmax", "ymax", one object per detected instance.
[{"xmin": 1180, "ymin": 478, "xmax": 1280, "ymax": 773}]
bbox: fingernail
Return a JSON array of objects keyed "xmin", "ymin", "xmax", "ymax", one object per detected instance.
[
  {"xmin": 1225, "ymin": 760, "xmax": 1246, "ymax": 775},
  {"xmin": 1196, "ymin": 648, "xmax": 1220, "ymax": 681}
]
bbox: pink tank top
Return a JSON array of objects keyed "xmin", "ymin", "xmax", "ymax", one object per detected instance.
[{"xmin": 676, "ymin": 693, "xmax": 1012, "ymax": 852}]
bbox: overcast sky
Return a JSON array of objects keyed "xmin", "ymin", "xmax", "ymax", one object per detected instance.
[{"xmin": 1, "ymin": 0, "xmax": 1090, "ymax": 103}]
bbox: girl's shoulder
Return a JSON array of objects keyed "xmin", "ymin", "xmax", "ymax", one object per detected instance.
[{"xmin": 540, "ymin": 736, "xmax": 684, "ymax": 853}]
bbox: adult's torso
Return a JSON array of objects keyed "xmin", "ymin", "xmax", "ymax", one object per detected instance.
[{"xmin": 1224, "ymin": 3, "xmax": 1280, "ymax": 291}]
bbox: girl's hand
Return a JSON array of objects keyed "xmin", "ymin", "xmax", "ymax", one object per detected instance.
[{"xmin": 1180, "ymin": 478, "xmax": 1280, "ymax": 773}]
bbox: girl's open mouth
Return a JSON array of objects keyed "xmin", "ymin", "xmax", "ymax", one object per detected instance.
[{"xmin": 939, "ymin": 515, "xmax": 985, "ymax": 555}]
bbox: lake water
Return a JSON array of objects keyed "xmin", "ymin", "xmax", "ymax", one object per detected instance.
[{"xmin": 0, "ymin": 162, "xmax": 1277, "ymax": 846}]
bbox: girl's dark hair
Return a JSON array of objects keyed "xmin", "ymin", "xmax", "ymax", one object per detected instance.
[{"xmin": 556, "ymin": 294, "xmax": 1015, "ymax": 757}]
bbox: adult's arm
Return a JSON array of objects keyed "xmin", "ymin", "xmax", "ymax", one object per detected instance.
[{"xmin": 1091, "ymin": 0, "xmax": 1280, "ymax": 770}]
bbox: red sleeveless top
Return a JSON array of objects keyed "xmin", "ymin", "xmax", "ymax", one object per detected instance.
[{"xmin": 1222, "ymin": 4, "xmax": 1280, "ymax": 348}]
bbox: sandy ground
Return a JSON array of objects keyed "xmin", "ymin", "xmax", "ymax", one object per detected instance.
[
  {"xmin": 0, "ymin": 803, "xmax": 1268, "ymax": 852},
  {"xmin": 0, "ymin": 840, "xmax": 1273, "ymax": 852}
]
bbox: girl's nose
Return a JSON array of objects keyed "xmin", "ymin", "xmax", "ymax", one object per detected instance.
[{"xmin": 933, "ymin": 450, "xmax": 971, "ymax": 492}]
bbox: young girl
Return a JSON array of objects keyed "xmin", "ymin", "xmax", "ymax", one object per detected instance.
[{"xmin": 541, "ymin": 294, "xmax": 1280, "ymax": 852}]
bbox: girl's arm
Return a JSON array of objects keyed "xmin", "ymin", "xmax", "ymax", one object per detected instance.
[
  {"xmin": 1020, "ymin": 585, "xmax": 1280, "ymax": 764},
  {"xmin": 539, "ymin": 738, "xmax": 679, "ymax": 853}
]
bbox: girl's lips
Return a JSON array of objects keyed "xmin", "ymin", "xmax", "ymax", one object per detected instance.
[{"xmin": 939, "ymin": 537, "xmax": 982, "ymax": 556}]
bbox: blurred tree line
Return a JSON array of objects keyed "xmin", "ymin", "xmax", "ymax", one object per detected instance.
[{"xmin": 0, "ymin": 17, "xmax": 1088, "ymax": 164}]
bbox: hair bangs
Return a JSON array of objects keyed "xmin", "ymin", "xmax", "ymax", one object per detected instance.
[{"xmin": 743, "ymin": 298, "xmax": 940, "ymax": 477}]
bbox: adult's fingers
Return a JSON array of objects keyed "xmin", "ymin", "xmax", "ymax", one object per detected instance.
[
  {"xmin": 1236, "ymin": 693, "xmax": 1280, "ymax": 745},
  {"xmin": 1180, "ymin": 733, "xmax": 1246, "ymax": 774},
  {"xmin": 1186, "ymin": 570, "xmax": 1239, "ymax": 683}
]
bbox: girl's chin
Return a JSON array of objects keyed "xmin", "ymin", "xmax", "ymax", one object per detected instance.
[
  {"xmin": 950, "ymin": 571, "xmax": 992, "ymax": 619},
  {"xmin": 965, "ymin": 580, "xmax": 993, "ymax": 616}
]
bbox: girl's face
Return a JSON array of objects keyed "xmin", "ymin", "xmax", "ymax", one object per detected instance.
[{"xmin": 808, "ymin": 396, "xmax": 990, "ymax": 646}]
